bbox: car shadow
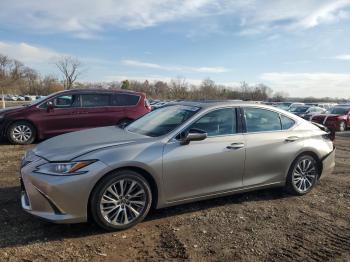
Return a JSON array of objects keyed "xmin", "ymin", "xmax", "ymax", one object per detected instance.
[{"xmin": 0, "ymin": 185, "xmax": 292, "ymax": 249}]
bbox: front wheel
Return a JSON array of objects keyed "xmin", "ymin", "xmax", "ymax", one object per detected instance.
[
  {"xmin": 286, "ymin": 155, "xmax": 320, "ymax": 195},
  {"xmin": 117, "ymin": 118, "xmax": 133, "ymax": 128},
  {"xmin": 7, "ymin": 121, "xmax": 36, "ymax": 145},
  {"xmin": 90, "ymin": 170, "xmax": 152, "ymax": 231}
]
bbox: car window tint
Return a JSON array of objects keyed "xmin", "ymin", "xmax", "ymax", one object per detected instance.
[
  {"xmin": 245, "ymin": 108, "xmax": 281, "ymax": 132},
  {"xmin": 81, "ymin": 94, "xmax": 110, "ymax": 107},
  {"xmin": 53, "ymin": 95, "xmax": 79, "ymax": 108},
  {"xmin": 112, "ymin": 94, "xmax": 140, "ymax": 106},
  {"xmin": 190, "ymin": 108, "xmax": 236, "ymax": 136},
  {"xmin": 280, "ymin": 115, "xmax": 295, "ymax": 130}
]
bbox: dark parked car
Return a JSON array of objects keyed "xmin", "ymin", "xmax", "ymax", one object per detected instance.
[
  {"xmin": 311, "ymin": 106, "xmax": 350, "ymax": 132},
  {"xmin": 289, "ymin": 105, "xmax": 326, "ymax": 120},
  {"xmin": 0, "ymin": 89, "xmax": 151, "ymax": 144}
]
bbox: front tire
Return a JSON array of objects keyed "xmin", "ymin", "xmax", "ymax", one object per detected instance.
[
  {"xmin": 90, "ymin": 170, "xmax": 152, "ymax": 231},
  {"xmin": 7, "ymin": 121, "xmax": 36, "ymax": 145},
  {"xmin": 117, "ymin": 118, "xmax": 133, "ymax": 128},
  {"xmin": 286, "ymin": 155, "xmax": 320, "ymax": 195}
]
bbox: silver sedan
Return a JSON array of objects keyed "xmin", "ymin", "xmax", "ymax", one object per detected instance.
[{"xmin": 20, "ymin": 102, "xmax": 335, "ymax": 230}]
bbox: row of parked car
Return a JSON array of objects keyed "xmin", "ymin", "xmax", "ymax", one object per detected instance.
[
  {"xmin": 263, "ymin": 101, "xmax": 350, "ymax": 132},
  {"xmin": 0, "ymin": 89, "xmax": 349, "ymax": 145},
  {"xmin": 4, "ymin": 95, "xmax": 45, "ymax": 102}
]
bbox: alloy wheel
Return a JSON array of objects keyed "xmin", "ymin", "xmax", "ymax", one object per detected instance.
[
  {"xmin": 292, "ymin": 158, "xmax": 317, "ymax": 193},
  {"xmin": 100, "ymin": 178, "xmax": 146, "ymax": 225},
  {"xmin": 12, "ymin": 125, "xmax": 32, "ymax": 143}
]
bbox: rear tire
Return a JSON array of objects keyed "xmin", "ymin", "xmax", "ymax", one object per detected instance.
[
  {"xmin": 339, "ymin": 121, "xmax": 346, "ymax": 132},
  {"xmin": 90, "ymin": 170, "xmax": 152, "ymax": 231},
  {"xmin": 285, "ymin": 154, "xmax": 320, "ymax": 195},
  {"xmin": 7, "ymin": 121, "xmax": 36, "ymax": 145}
]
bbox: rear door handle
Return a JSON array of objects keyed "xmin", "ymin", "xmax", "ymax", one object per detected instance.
[
  {"xmin": 285, "ymin": 136, "xmax": 300, "ymax": 142},
  {"xmin": 226, "ymin": 142, "xmax": 245, "ymax": 149}
]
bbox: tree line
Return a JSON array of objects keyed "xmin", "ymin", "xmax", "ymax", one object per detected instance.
[{"xmin": 0, "ymin": 53, "xmax": 347, "ymax": 103}]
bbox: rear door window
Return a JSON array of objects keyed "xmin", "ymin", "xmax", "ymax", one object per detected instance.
[
  {"xmin": 244, "ymin": 107, "xmax": 281, "ymax": 132},
  {"xmin": 111, "ymin": 94, "xmax": 140, "ymax": 106},
  {"xmin": 81, "ymin": 94, "xmax": 110, "ymax": 107}
]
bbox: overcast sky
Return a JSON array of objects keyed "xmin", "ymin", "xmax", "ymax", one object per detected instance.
[{"xmin": 0, "ymin": 0, "xmax": 350, "ymax": 98}]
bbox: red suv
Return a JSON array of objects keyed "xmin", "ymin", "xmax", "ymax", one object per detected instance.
[{"xmin": 0, "ymin": 89, "xmax": 151, "ymax": 144}]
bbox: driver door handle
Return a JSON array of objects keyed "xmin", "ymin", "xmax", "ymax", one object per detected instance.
[
  {"xmin": 226, "ymin": 142, "xmax": 245, "ymax": 150},
  {"xmin": 285, "ymin": 136, "xmax": 300, "ymax": 142}
]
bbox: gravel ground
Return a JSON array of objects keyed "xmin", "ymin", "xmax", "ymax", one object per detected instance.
[{"xmin": 0, "ymin": 136, "xmax": 349, "ymax": 261}]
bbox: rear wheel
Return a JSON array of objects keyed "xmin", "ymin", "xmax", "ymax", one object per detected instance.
[
  {"xmin": 339, "ymin": 121, "xmax": 346, "ymax": 132},
  {"xmin": 7, "ymin": 121, "xmax": 36, "ymax": 145},
  {"xmin": 286, "ymin": 155, "xmax": 320, "ymax": 195},
  {"xmin": 90, "ymin": 170, "xmax": 152, "ymax": 231}
]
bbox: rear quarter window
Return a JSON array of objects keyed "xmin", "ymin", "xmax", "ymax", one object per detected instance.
[
  {"xmin": 280, "ymin": 115, "xmax": 295, "ymax": 130},
  {"xmin": 111, "ymin": 94, "xmax": 140, "ymax": 106}
]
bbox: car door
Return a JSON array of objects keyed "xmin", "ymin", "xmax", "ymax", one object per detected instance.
[
  {"xmin": 76, "ymin": 93, "xmax": 120, "ymax": 128},
  {"xmin": 242, "ymin": 107, "xmax": 303, "ymax": 186},
  {"xmin": 162, "ymin": 107, "xmax": 246, "ymax": 202},
  {"xmin": 38, "ymin": 94, "xmax": 81, "ymax": 137}
]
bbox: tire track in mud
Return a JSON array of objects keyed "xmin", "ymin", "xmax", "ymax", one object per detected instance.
[
  {"xmin": 267, "ymin": 213, "xmax": 350, "ymax": 261},
  {"xmin": 156, "ymin": 225, "xmax": 189, "ymax": 260}
]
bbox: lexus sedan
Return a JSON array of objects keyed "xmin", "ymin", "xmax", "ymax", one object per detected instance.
[{"xmin": 20, "ymin": 102, "xmax": 335, "ymax": 230}]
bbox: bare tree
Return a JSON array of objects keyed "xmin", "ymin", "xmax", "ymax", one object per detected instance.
[
  {"xmin": 55, "ymin": 56, "xmax": 82, "ymax": 90},
  {"xmin": 170, "ymin": 77, "xmax": 188, "ymax": 99},
  {"xmin": 0, "ymin": 54, "xmax": 11, "ymax": 77}
]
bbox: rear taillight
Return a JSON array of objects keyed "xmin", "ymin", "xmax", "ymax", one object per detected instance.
[
  {"xmin": 322, "ymin": 134, "xmax": 334, "ymax": 141},
  {"xmin": 312, "ymin": 121, "xmax": 335, "ymax": 141},
  {"xmin": 144, "ymin": 98, "xmax": 151, "ymax": 110}
]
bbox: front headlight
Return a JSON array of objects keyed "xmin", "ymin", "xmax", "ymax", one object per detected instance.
[{"xmin": 34, "ymin": 160, "xmax": 96, "ymax": 176}]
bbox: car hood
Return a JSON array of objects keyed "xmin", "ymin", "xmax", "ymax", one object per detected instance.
[
  {"xmin": 33, "ymin": 126, "xmax": 149, "ymax": 161},
  {"xmin": 0, "ymin": 106, "xmax": 26, "ymax": 115}
]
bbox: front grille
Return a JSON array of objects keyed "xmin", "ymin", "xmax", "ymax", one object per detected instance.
[
  {"xmin": 19, "ymin": 178, "xmax": 30, "ymax": 208},
  {"xmin": 19, "ymin": 177, "xmax": 25, "ymax": 192}
]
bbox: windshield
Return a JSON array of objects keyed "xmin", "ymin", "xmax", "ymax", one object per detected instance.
[
  {"xmin": 327, "ymin": 107, "xmax": 349, "ymax": 115},
  {"xmin": 126, "ymin": 105, "xmax": 200, "ymax": 137},
  {"xmin": 290, "ymin": 106, "xmax": 309, "ymax": 113}
]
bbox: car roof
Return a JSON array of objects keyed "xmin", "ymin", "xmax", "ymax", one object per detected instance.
[
  {"xmin": 58, "ymin": 88, "xmax": 144, "ymax": 95},
  {"xmin": 162, "ymin": 100, "xmax": 287, "ymax": 110}
]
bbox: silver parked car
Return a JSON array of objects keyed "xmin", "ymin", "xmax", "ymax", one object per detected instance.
[{"xmin": 20, "ymin": 102, "xmax": 335, "ymax": 230}]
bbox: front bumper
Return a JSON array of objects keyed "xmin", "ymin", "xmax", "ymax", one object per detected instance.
[
  {"xmin": 320, "ymin": 147, "xmax": 336, "ymax": 179},
  {"xmin": 20, "ymin": 156, "xmax": 111, "ymax": 223}
]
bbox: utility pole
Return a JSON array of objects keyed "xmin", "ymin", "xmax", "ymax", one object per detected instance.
[{"xmin": 1, "ymin": 91, "xmax": 5, "ymax": 109}]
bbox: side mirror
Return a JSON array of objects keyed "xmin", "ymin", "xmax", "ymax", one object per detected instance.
[
  {"xmin": 47, "ymin": 101, "xmax": 54, "ymax": 112},
  {"xmin": 180, "ymin": 129, "xmax": 207, "ymax": 145}
]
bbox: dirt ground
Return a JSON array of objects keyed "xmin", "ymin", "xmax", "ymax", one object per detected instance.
[{"xmin": 0, "ymin": 135, "xmax": 349, "ymax": 262}]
